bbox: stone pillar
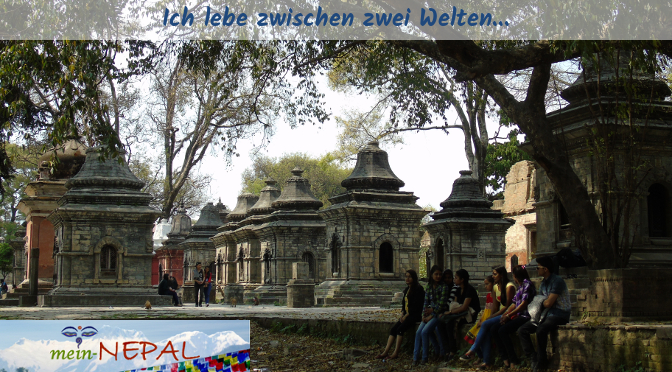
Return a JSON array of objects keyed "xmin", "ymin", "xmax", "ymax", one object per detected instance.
[
  {"xmin": 287, "ymin": 262, "xmax": 314, "ymax": 308},
  {"xmin": 19, "ymin": 248, "xmax": 39, "ymax": 306},
  {"xmin": 29, "ymin": 248, "xmax": 39, "ymax": 296}
]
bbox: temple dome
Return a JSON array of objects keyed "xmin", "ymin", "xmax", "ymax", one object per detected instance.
[
  {"xmin": 431, "ymin": 170, "xmax": 504, "ymax": 221},
  {"xmin": 227, "ymin": 193, "xmax": 259, "ymax": 222},
  {"xmin": 341, "ymin": 141, "xmax": 405, "ymax": 191},
  {"xmin": 192, "ymin": 202, "xmax": 222, "ymax": 230},
  {"xmin": 249, "ymin": 179, "xmax": 281, "ymax": 216},
  {"xmin": 168, "ymin": 204, "xmax": 191, "ymax": 238},
  {"xmin": 272, "ymin": 167, "xmax": 323, "ymax": 211},
  {"xmin": 440, "ymin": 170, "xmax": 492, "ymax": 210},
  {"xmin": 64, "ymin": 147, "xmax": 145, "ymax": 190},
  {"xmin": 561, "ymin": 52, "xmax": 671, "ymax": 105},
  {"xmin": 216, "ymin": 198, "xmax": 230, "ymax": 224},
  {"xmin": 38, "ymin": 138, "xmax": 88, "ymax": 180}
]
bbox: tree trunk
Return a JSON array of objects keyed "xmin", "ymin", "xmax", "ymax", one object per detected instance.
[{"xmin": 475, "ymin": 67, "xmax": 616, "ymax": 269}]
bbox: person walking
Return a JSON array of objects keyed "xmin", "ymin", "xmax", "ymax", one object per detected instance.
[
  {"xmin": 193, "ymin": 262, "xmax": 205, "ymax": 307},
  {"xmin": 203, "ymin": 266, "xmax": 213, "ymax": 307}
]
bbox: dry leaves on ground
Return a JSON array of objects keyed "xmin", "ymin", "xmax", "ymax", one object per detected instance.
[{"xmin": 249, "ymin": 321, "xmax": 537, "ymax": 372}]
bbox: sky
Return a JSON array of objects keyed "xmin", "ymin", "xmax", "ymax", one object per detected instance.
[{"xmin": 193, "ymin": 77, "xmax": 499, "ymax": 215}]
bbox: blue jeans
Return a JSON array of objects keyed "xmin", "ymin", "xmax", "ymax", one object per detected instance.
[
  {"xmin": 204, "ymin": 283, "xmax": 212, "ymax": 304},
  {"xmin": 470, "ymin": 315, "xmax": 501, "ymax": 364},
  {"xmin": 413, "ymin": 317, "xmax": 446, "ymax": 362}
]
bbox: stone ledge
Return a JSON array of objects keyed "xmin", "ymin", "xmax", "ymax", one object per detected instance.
[{"xmin": 38, "ymin": 294, "xmax": 173, "ymax": 307}]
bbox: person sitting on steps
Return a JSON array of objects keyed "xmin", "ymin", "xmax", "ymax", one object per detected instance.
[
  {"xmin": 412, "ymin": 265, "xmax": 449, "ymax": 366},
  {"xmin": 518, "ymin": 256, "xmax": 572, "ymax": 372},
  {"xmin": 377, "ymin": 269, "xmax": 425, "ymax": 360},
  {"xmin": 492, "ymin": 265, "xmax": 537, "ymax": 369},
  {"xmin": 158, "ymin": 273, "xmax": 182, "ymax": 306},
  {"xmin": 459, "ymin": 265, "xmax": 516, "ymax": 370}
]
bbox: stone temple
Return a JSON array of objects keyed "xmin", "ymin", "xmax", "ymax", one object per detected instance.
[
  {"xmin": 155, "ymin": 204, "xmax": 191, "ymax": 287},
  {"xmin": 181, "ymin": 202, "xmax": 221, "ymax": 302},
  {"xmin": 315, "ymin": 141, "xmax": 428, "ymax": 306},
  {"xmin": 40, "ymin": 147, "xmax": 169, "ymax": 306},
  {"xmin": 16, "ymin": 139, "xmax": 87, "ymax": 296},
  {"xmin": 212, "ymin": 192, "xmax": 258, "ymax": 304},
  {"xmin": 250, "ymin": 167, "xmax": 327, "ymax": 304},
  {"xmin": 425, "ymin": 170, "xmax": 513, "ymax": 280}
]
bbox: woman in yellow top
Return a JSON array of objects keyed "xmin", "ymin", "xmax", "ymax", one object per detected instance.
[{"xmin": 459, "ymin": 265, "xmax": 516, "ymax": 369}]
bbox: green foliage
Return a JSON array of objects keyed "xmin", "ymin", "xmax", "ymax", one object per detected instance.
[
  {"xmin": 279, "ymin": 324, "xmax": 296, "ymax": 334},
  {"xmin": 617, "ymin": 361, "xmax": 646, "ymax": 372},
  {"xmin": 269, "ymin": 321, "xmax": 283, "ymax": 333},
  {"xmin": 329, "ymin": 108, "xmax": 404, "ymax": 163},
  {"xmin": 484, "ymin": 130, "xmax": 532, "ymax": 199},
  {"xmin": 241, "ymin": 153, "xmax": 352, "ymax": 208},
  {"xmin": 0, "ymin": 41, "xmax": 154, "ymax": 191},
  {"xmin": 296, "ymin": 323, "xmax": 309, "ymax": 335},
  {"xmin": 1, "ymin": 143, "xmax": 39, "ymax": 223},
  {"xmin": 0, "ymin": 241, "xmax": 13, "ymax": 279}
]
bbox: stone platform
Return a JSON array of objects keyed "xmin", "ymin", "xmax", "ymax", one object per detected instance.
[
  {"xmin": 246, "ymin": 285, "xmax": 287, "ymax": 305},
  {"xmin": 315, "ymin": 280, "xmax": 405, "ymax": 306},
  {"xmin": 37, "ymin": 294, "xmax": 173, "ymax": 307}
]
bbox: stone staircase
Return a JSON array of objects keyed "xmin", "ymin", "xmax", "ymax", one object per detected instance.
[
  {"xmin": 315, "ymin": 281, "xmax": 403, "ymax": 307},
  {"xmin": 0, "ymin": 285, "xmax": 52, "ymax": 307}
]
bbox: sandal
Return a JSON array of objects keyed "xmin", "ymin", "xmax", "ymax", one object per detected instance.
[
  {"xmin": 386, "ymin": 354, "xmax": 398, "ymax": 360},
  {"xmin": 375, "ymin": 353, "xmax": 387, "ymax": 359},
  {"xmin": 459, "ymin": 353, "xmax": 474, "ymax": 361},
  {"xmin": 478, "ymin": 363, "xmax": 491, "ymax": 370}
]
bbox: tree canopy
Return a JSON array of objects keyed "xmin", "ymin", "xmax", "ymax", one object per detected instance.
[{"xmin": 4, "ymin": 39, "xmax": 672, "ymax": 269}]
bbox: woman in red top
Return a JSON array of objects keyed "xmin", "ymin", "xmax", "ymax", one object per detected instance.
[{"xmin": 203, "ymin": 266, "xmax": 212, "ymax": 307}]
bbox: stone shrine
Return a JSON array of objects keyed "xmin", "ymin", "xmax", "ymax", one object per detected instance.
[
  {"xmin": 40, "ymin": 147, "xmax": 169, "ymax": 306},
  {"xmin": 215, "ymin": 198, "xmax": 230, "ymax": 224},
  {"xmin": 533, "ymin": 54, "xmax": 672, "ymax": 267},
  {"xmin": 17, "ymin": 139, "xmax": 87, "ymax": 291},
  {"xmin": 424, "ymin": 170, "xmax": 513, "ymax": 280},
  {"xmin": 236, "ymin": 179, "xmax": 281, "ymax": 303},
  {"xmin": 211, "ymin": 192, "xmax": 258, "ymax": 304},
  {"xmin": 251, "ymin": 167, "xmax": 326, "ymax": 304},
  {"xmin": 181, "ymin": 202, "xmax": 221, "ymax": 302},
  {"xmin": 315, "ymin": 141, "xmax": 428, "ymax": 306},
  {"xmin": 155, "ymin": 205, "xmax": 191, "ymax": 287},
  {"xmin": 9, "ymin": 224, "xmax": 26, "ymax": 287}
]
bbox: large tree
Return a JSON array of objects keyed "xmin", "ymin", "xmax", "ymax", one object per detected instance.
[{"xmin": 284, "ymin": 40, "xmax": 672, "ymax": 269}]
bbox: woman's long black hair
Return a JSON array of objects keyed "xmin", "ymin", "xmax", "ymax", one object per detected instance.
[
  {"xmin": 493, "ymin": 265, "xmax": 510, "ymax": 306},
  {"xmin": 428, "ymin": 265, "xmax": 443, "ymax": 287},
  {"xmin": 455, "ymin": 269, "xmax": 470, "ymax": 286},
  {"xmin": 406, "ymin": 269, "xmax": 420, "ymax": 296}
]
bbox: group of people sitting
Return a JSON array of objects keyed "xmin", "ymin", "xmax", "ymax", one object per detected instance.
[
  {"xmin": 377, "ymin": 255, "xmax": 571, "ymax": 372},
  {"xmin": 158, "ymin": 273, "xmax": 182, "ymax": 306},
  {"xmin": 158, "ymin": 262, "xmax": 213, "ymax": 307}
]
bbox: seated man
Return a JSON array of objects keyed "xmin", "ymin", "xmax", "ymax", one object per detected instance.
[
  {"xmin": 158, "ymin": 273, "xmax": 181, "ymax": 307},
  {"xmin": 518, "ymin": 255, "xmax": 571, "ymax": 372}
]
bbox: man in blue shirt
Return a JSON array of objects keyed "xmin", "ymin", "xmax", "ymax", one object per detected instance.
[{"xmin": 518, "ymin": 256, "xmax": 571, "ymax": 372}]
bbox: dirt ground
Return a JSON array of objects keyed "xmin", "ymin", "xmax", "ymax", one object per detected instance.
[{"xmin": 249, "ymin": 321, "xmax": 537, "ymax": 372}]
